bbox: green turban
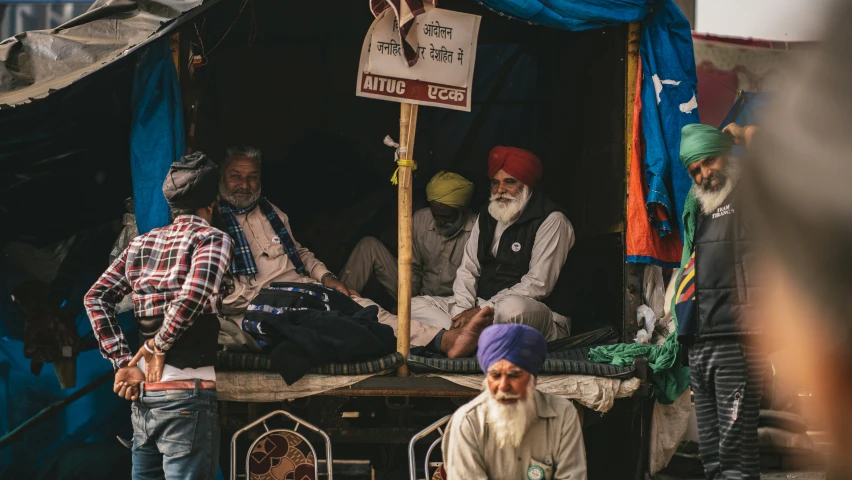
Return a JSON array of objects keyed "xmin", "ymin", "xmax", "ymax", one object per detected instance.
[
  {"xmin": 426, "ymin": 171, "xmax": 474, "ymax": 209},
  {"xmin": 679, "ymin": 123, "xmax": 733, "ymax": 168}
]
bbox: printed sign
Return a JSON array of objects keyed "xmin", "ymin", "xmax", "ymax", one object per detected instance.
[{"xmin": 356, "ymin": 8, "xmax": 481, "ymax": 112}]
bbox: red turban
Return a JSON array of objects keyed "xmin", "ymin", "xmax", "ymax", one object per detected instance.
[{"xmin": 487, "ymin": 146, "xmax": 543, "ymax": 187}]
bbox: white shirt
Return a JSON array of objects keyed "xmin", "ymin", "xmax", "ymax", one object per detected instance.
[
  {"xmin": 139, "ymin": 357, "xmax": 216, "ymax": 382},
  {"xmin": 442, "ymin": 390, "xmax": 587, "ymax": 479},
  {"xmin": 412, "ymin": 208, "xmax": 477, "ymax": 297},
  {"xmin": 450, "ymin": 211, "xmax": 575, "ymax": 316}
]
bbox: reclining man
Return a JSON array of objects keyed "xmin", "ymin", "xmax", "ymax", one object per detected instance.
[
  {"xmin": 379, "ymin": 146, "xmax": 575, "ymax": 357},
  {"xmin": 340, "ymin": 171, "xmax": 476, "ymax": 300},
  {"xmin": 217, "ymin": 145, "xmax": 397, "ymax": 324}
]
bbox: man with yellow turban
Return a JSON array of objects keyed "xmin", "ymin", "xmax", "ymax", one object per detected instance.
[
  {"xmin": 341, "ymin": 171, "xmax": 476, "ymax": 300},
  {"xmin": 675, "ymin": 122, "xmax": 765, "ymax": 480}
]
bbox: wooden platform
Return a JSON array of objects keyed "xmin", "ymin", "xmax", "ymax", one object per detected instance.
[{"xmin": 316, "ymin": 375, "xmax": 479, "ymax": 398}]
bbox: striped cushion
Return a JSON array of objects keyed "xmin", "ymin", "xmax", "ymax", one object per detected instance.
[
  {"xmin": 407, "ymin": 346, "xmax": 635, "ymax": 379},
  {"xmin": 540, "ymin": 358, "xmax": 634, "ymax": 378},
  {"xmin": 406, "ymin": 355, "xmax": 480, "ymax": 374},
  {"xmin": 545, "ymin": 326, "xmax": 618, "ymax": 352},
  {"xmin": 546, "ymin": 346, "xmax": 592, "ymax": 361},
  {"xmin": 216, "ymin": 351, "xmax": 404, "ymax": 375}
]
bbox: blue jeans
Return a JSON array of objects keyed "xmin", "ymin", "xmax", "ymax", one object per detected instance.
[{"xmin": 131, "ymin": 384, "xmax": 219, "ymax": 480}]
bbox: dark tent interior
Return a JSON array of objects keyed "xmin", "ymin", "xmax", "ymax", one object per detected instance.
[
  {"xmin": 182, "ymin": 0, "xmax": 628, "ymax": 331},
  {"xmin": 0, "ymin": 0, "xmax": 635, "ymax": 477},
  {"xmin": 0, "ymin": 0, "xmax": 628, "ymax": 336}
]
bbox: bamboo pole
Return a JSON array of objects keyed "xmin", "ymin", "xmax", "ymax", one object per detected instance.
[
  {"xmin": 625, "ymin": 22, "xmax": 640, "ymax": 201},
  {"xmin": 396, "ymin": 102, "xmax": 418, "ymax": 376},
  {"xmin": 169, "ymin": 32, "xmax": 180, "ymax": 80}
]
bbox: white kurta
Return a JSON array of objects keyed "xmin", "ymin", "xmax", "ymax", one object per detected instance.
[
  {"xmin": 442, "ymin": 390, "xmax": 587, "ymax": 480},
  {"xmin": 397, "ymin": 210, "xmax": 575, "ymax": 342}
]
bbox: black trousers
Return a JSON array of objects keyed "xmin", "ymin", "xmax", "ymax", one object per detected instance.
[{"xmin": 689, "ymin": 339, "xmax": 766, "ymax": 480}]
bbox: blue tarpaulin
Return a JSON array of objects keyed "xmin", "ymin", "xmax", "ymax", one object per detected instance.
[
  {"xmin": 719, "ymin": 92, "xmax": 771, "ymax": 129},
  {"xmin": 476, "ymin": 0, "xmax": 650, "ymax": 29},
  {"xmin": 719, "ymin": 91, "xmax": 771, "ymax": 158},
  {"xmin": 0, "ymin": 277, "xmax": 135, "ymax": 476},
  {"xmin": 130, "ymin": 38, "xmax": 186, "ymax": 234},
  {"xmin": 0, "ymin": 35, "xmax": 190, "ymax": 477},
  {"xmin": 479, "ymin": 0, "xmax": 699, "ymax": 240}
]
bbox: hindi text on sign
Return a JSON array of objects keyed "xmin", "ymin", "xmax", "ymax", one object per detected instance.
[
  {"xmin": 356, "ymin": 8, "xmax": 480, "ymax": 112},
  {"xmin": 427, "ymin": 85, "xmax": 465, "ymax": 103},
  {"xmin": 423, "ymin": 21, "xmax": 453, "ymax": 39}
]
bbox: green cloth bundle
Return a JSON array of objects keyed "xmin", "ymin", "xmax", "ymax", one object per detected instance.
[{"xmin": 589, "ymin": 331, "xmax": 690, "ymax": 404}]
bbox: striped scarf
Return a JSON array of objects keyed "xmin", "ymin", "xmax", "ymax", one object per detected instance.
[
  {"xmin": 673, "ymin": 253, "xmax": 697, "ymax": 340},
  {"xmin": 220, "ymin": 197, "xmax": 306, "ymax": 277}
]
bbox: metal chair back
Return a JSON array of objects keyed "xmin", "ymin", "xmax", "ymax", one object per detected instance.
[
  {"xmin": 408, "ymin": 415, "xmax": 451, "ymax": 480},
  {"xmin": 230, "ymin": 410, "xmax": 333, "ymax": 480}
]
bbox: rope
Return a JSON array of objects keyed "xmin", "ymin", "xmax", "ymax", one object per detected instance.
[
  {"xmin": 384, "ymin": 131, "xmax": 418, "ymax": 185},
  {"xmin": 390, "ymin": 159, "xmax": 417, "ymax": 185},
  {"xmin": 696, "ymin": 65, "xmax": 742, "ymax": 96},
  {"xmin": 192, "ymin": 0, "xmax": 252, "ymax": 67}
]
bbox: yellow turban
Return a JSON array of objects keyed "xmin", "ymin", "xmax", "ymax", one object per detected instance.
[{"xmin": 425, "ymin": 171, "xmax": 474, "ymax": 209}]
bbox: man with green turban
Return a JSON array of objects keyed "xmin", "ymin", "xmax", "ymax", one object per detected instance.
[
  {"xmin": 675, "ymin": 122, "xmax": 765, "ymax": 480},
  {"xmin": 679, "ymin": 123, "xmax": 736, "ymax": 266},
  {"xmin": 341, "ymin": 171, "xmax": 476, "ymax": 300}
]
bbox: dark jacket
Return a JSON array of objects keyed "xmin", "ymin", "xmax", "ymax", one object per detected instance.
[
  {"xmin": 476, "ymin": 190, "xmax": 564, "ymax": 300},
  {"xmin": 244, "ymin": 283, "xmax": 396, "ymax": 384},
  {"xmin": 690, "ymin": 189, "xmax": 760, "ymax": 342}
]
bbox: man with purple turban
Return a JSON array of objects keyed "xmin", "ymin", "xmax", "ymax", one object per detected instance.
[{"xmin": 442, "ymin": 324, "xmax": 587, "ymax": 479}]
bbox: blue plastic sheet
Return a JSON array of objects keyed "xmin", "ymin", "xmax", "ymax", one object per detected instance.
[
  {"xmin": 130, "ymin": 38, "xmax": 186, "ymax": 234},
  {"xmin": 0, "ymin": 310, "xmax": 136, "ymax": 477},
  {"xmin": 480, "ymin": 0, "xmax": 699, "ymax": 241},
  {"xmin": 1, "ymin": 36, "xmax": 190, "ymax": 476},
  {"xmin": 719, "ymin": 92, "xmax": 771, "ymax": 128},
  {"xmin": 477, "ymin": 0, "xmax": 649, "ymax": 30},
  {"xmin": 719, "ymin": 92, "xmax": 771, "ymax": 158},
  {"xmin": 639, "ymin": 2, "xmax": 699, "ymax": 240}
]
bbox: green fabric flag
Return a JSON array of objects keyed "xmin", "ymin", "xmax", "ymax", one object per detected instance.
[
  {"xmin": 589, "ymin": 331, "xmax": 690, "ymax": 404},
  {"xmin": 680, "ymin": 186, "xmax": 699, "ymax": 267}
]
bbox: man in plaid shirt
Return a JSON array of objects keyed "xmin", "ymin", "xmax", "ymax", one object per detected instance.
[{"xmin": 85, "ymin": 152, "xmax": 232, "ymax": 480}]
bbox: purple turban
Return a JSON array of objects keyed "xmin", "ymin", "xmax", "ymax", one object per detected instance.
[{"xmin": 476, "ymin": 324, "xmax": 547, "ymax": 375}]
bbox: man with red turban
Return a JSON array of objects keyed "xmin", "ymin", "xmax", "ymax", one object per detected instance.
[{"xmin": 393, "ymin": 146, "xmax": 575, "ymax": 357}]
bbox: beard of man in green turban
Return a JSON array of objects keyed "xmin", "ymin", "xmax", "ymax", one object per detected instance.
[
  {"xmin": 689, "ymin": 153, "xmax": 740, "ymax": 215},
  {"xmin": 681, "ymin": 123, "xmax": 739, "ymax": 215}
]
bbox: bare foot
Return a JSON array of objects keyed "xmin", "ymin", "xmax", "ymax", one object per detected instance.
[{"xmin": 446, "ymin": 307, "xmax": 494, "ymax": 358}]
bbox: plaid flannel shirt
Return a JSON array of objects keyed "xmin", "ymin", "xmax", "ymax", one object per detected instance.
[{"xmin": 84, "ymin": 215, "xmax": 233, "ymax": 370}]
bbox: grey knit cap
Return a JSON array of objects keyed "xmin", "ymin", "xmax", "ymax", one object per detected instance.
[{"xmin": 162, "ymin": 152, "xmax": 219, "ymax": 210}]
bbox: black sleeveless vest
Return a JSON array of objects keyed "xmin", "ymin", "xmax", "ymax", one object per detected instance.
[
  {"xmin": 692, "ymin": 189, "xmax": 759, "ymax": 341},
  {"xmin": 477, "ymin": 190, "xmax": 564, "ymax": 300},
  {"xmin": 138, "ymin": 314, "xmax": 219, "ymax": 369}
]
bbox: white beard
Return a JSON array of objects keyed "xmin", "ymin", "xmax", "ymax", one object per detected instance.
[
  {"xmin": 488, "ymin": 185, "xmax": 532, "ymax": 225},
  {"xmin": 482, "ymin": 378, "xmax": 537, "ymax": 449},
  {"xmin": 694, "ymin": 159, "xmax": 740, "ymax": 215}
]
